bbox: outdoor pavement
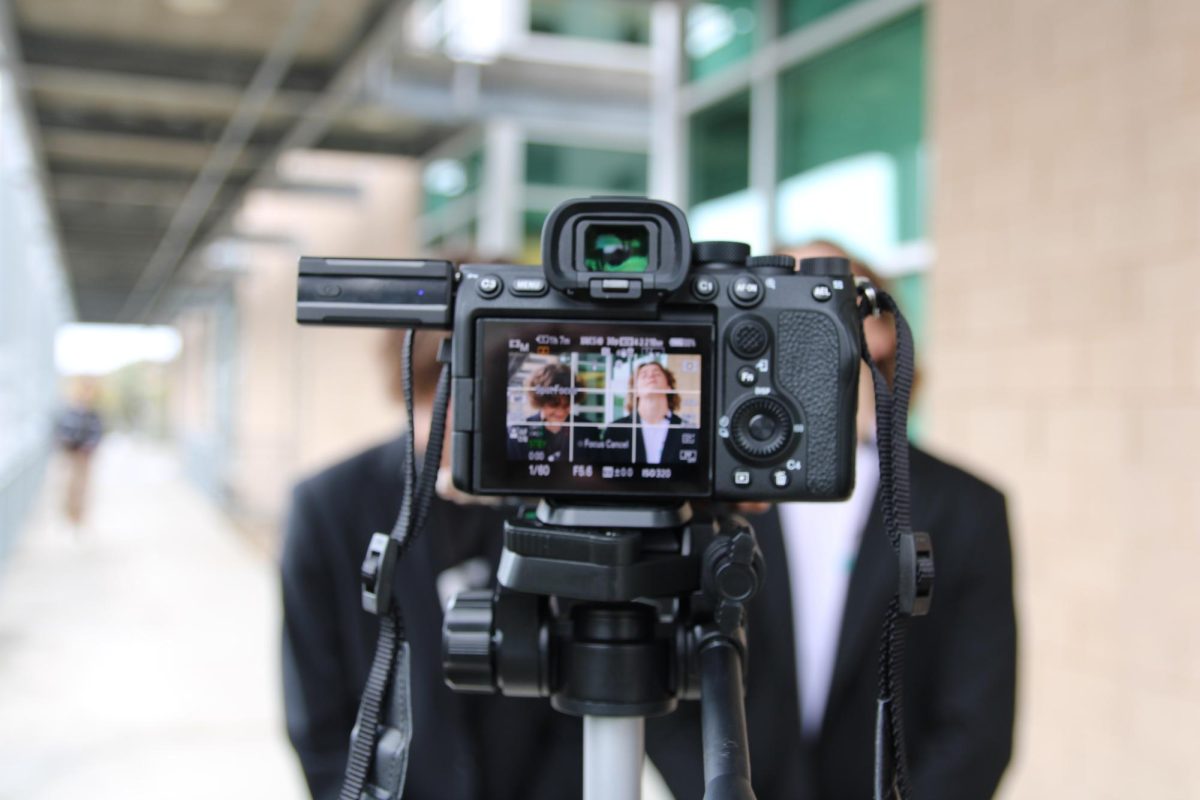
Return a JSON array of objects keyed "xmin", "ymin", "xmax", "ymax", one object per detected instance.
[
  {"xmin": 0, "ymin": 435, "xmax": 308, "ymax": 800},
  {"xmin": 0, "ymin": 434, "xmax": 680, "ymax": 800}
]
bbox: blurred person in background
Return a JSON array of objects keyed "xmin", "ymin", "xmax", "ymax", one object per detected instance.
[
  {"xmin": 55, "ymin": 377, "xmax": 105, "ymax": 532},
  {"xmin": 647, "ymin": 242, "xmax": 1017, "ymax": 799},
  {"xmin": 280, "ymin": 328, "xmax": 585, "ymax": 800}
]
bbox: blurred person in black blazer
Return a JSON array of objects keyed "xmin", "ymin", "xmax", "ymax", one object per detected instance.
[
  {"xmin": 646, "ymin": 244, "xmax": 1017, "ymax": 799},
  {"xmin": 281, "ymin": 330, "xmax": 584, "ymax": 800},
  {"xmin": 282, "ymin": 246, "xmax": 1016, "ymax": 800}
]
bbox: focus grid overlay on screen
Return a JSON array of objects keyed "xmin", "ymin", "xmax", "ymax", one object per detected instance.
[{"xmin": 478, "ymin": 319, "xmax": 713, "ymax": 496}]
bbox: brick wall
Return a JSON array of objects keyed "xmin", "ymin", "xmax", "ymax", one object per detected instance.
[{"xmin": 927, "ymin": 1, "xmax": 1200, "ymax": 796}]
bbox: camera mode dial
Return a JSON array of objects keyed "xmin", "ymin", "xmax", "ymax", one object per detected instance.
[
  {"xmin": 746, "ymin": 255, "xmax": 796, "ymax": 275},
  {"xmin": 728, "ymin": 396, "xmax": 794, "ymax": 462},
  {"xmin": 693, "ymin": 241, "xmax": 750, "ymax": 269}
]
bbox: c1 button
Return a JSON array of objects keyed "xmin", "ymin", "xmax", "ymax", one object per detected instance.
[
  {"xmin": 478, "ymin": 275, "xmax": 502, "ymax": 298},
  {"xmin": 732, "ymin": 469, "xmax": 752, "ymax": 487},
  {"xmin": 737, "ymin": 366, "xmax": 756, "ymax": 386},
  {"xmin": 771, "ymin": 469, "xmax": 790, "ymax": 489},
  {"xmin": 693, "ymin": 275, "xmax": 719, "ymax": 300}
]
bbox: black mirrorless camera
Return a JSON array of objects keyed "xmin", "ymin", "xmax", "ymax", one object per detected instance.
[{"xmin": 298, "ymin": 196, "xmax": 862, "ymax": 502}]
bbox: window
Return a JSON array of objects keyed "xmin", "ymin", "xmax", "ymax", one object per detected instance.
[
  {"xmin": 525, "ymin": 143, "xmax": 647, "ymax": 193},
  {"xmin": 688, "ymin": 90, "xmax": 751, "ymax": 206},
  {"xmin": 422, "ymin": 150, "xmax": 483, "ymax": 215},
  {"xmin": 686, "ymin": 0, "xmax": 758, "ymax": 81},
  {"xmin": 529, "ymin": 0, "xmax": 650, "ymax": 44},
  {"xmin": 780, "ymin": 0, "xmax": 862, "ymax": 34},
  {"xmin": 776, "ymin": 11, "xmax": 925, "ymax": 250}
]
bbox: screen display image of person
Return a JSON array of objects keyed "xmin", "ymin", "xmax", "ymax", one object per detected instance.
[{"xmin": 479, "ymin": 320, "xmax": 712, "ymax": 496}]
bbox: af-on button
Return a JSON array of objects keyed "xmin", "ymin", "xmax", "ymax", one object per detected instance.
[{"xmin": 730, "ymin": 275, "xmax": 764, "ymax": 308}]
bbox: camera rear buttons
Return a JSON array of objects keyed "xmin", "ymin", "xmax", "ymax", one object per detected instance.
[
  {"xmin": 510, "ymin": 277, "xmax": 548, "ymax": 297},
  {"xmin": 728, "ymin": 318, "xmax": 769, "ymax": 359},
  {"xmin": 732, "ymin": 469, "xmax": 752, "ymax": 487},
  {"xmin": 812, "ymin": 285, "xmax": 833, "ymax": 302},
  {"xmin": 692, "ymin": 275, "xmax": 718, "ymax": 300},
  {"xmin": 730, "ymin": 275, "xmax": 764, "ymax": 307},
  {"xmin": 771, "ymin": 469, "xmax": 790, "ymax": 489},
  {"xmin": 737, "ymin": 366, "xmax": 756, "ymax": 386},
  {"xmin": 477, "ymin": 275, "xmax": 503, "ymax": 298},
  {"xmin": 728, "ymin": 396, "xmax": 793, "ymax": 461}
]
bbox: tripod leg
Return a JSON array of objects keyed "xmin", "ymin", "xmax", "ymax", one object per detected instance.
[
  {"xmin": 699, "ymin": 639, "xmax": 756, "ymax": 800},
  {"xmin": 584, "ymin": 716, "xmax": 644, "ymax": 800}
]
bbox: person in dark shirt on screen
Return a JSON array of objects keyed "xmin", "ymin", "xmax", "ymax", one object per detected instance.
[{"xmin": 506, "ymin": 361, "xmax": 578, "ymax": 463}]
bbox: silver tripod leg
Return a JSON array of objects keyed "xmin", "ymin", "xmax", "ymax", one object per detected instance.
[{"xmin": 584, "ymin": 715, "xmax": 645, "ymax": 800}]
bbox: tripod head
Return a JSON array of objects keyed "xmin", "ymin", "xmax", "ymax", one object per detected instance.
[{"xmin": 442, "ymin": 500, "xmax": 762, "ymax": 798}]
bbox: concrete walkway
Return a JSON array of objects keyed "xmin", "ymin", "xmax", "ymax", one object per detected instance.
[{"xmin": 0, "ymin": 435, "xmax": 307, "ymax": 799}]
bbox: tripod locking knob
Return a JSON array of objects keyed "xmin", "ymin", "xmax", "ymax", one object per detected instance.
[
  {"xmin": 443, "ymin": 589, "xmax": 497, "ymax": 693},
  {"xmin": 703, "ymin": 527, "xmax": 764, "ymax": 636}
]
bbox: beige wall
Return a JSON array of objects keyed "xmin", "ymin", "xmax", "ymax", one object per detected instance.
[
  {"xmin": 220, "ymin": 151, "xmax": 419, "ymax": 528},
  {"xmin": 928, "ymin": 1, "xmax": 1200, "ymax": 796}
]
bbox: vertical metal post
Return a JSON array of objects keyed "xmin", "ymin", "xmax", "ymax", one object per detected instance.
[
  {"xmin": 749, "ymin": 0, "xmax": 780, "ymax": 251},
  {"xmin": 584, "ymin": 715, "xmax": 645, "ymax": 800},
  {"xmin": 478, "ymin": 118, "xmax": 525, "ymax": 258},
  {"xmin": 650, "ymin": 1, "xmax": 685, "ymax": 206}
]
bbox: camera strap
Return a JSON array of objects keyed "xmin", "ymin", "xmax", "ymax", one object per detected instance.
[
  {"xmin": 858, "ymin": 286, "xmax": 933, "ymax": 800},
  {"xmin": 341, "ymin": 332, "xmax": 452, "ymax": 800}
]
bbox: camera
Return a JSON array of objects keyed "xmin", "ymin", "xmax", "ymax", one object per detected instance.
[{"xmin": 298, "ymin": 196, "xmax": 862, "ymax": 502}]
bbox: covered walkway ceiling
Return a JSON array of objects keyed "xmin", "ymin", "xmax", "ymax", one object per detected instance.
[
  {"xmin": 8, "ymin": 0, "xmax": 656, "ymax": 323},
  {"xmin": 8, "ymin": 0, "xmax": 454, "ymax": 322}
]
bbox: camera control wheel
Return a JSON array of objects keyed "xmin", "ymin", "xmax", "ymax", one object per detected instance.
[{"xmin": 728, "ymin": 396, "xmax": 794, "ymax": 461}]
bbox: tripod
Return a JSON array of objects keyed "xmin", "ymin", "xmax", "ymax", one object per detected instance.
[{"xmin": 442, "ymin": 501, "xmax": 762, "ymax": 800}]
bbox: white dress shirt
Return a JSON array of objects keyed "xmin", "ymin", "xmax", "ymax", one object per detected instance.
[
  {"xmin": 640, "ymin": 418, "xmax": 670, "ymax": 464},
  {"xmin": 778, "ymin": 440, "xmax": 880, "ymax": 738}
]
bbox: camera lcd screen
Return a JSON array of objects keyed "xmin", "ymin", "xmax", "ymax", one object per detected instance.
[{"xmin": 476, "ymin": 319, "xmax": 713, "ymax": 496}]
